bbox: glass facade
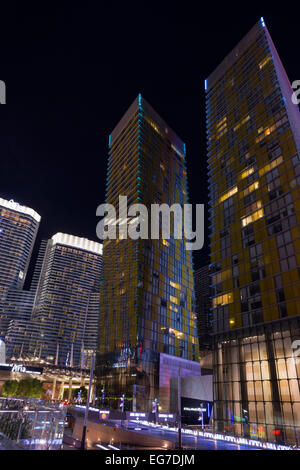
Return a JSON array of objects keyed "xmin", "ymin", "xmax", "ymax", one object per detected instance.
[
  {"xmin": 206, "ymin": 19, "xmax": 300, "ymax": 445},
  {"xmin": 15, "ymin": 233, "xmax": 103, "ymax": 367},
  {"xmin": 0, "ymin": 198, "xmax": 40, "ymax": 337},
  {"xmin": 194, "ymin": 265, "xmax": 213, "ymax": 351},
  {"xmin": 97, "ymin": 95, "xmax": 199, "ymax": 411}
]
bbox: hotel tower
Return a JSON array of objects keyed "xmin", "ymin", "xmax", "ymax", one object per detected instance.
[
  {"xmin": 6, "ymin": 233, "xmax": 102, "ymax": 368},
  {"xmin": 0, "ymin": 198, "xmax": 40, "ymax": 337},
  {"xmin": 206, "ymin": 19, "xmax": 300, "ymax": 444},
  {"xmin": 97, "ymin": 95, "xmax": 200, "ymax": 412}
]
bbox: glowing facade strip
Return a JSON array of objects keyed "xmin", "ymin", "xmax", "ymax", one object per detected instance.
[
  {"xmin": 52, "ymin": 232, "xmax": 103, "ymax": 255},
  {"xmin": 0, "ymin": 197, "xmax": 41, "ymax": 222},
  {"xmin": 136, "ymin": 420, "xmax": 294, "ymax": 450}
]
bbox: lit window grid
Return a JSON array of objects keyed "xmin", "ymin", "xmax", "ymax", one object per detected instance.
[
  {"xmin": 213, "ymin": 318, "xmax": 300, "ymax": 445},
  {"xmin": 99, "ymin": 98, "xmax": 199, "ymax": 408}
]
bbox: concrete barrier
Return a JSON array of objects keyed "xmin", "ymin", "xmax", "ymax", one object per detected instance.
[{"xmin": 72, "ymin": 417, "xmax": 176, "ymax": 449}]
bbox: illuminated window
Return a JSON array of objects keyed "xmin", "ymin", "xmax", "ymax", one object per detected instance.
[
  {"xmin": 170, "ymin": 280, "xmax": 182, "ymax": 290},
  {"xmin": 234, "ymin": 115, "xmax": 250, "ymax": 132},
  {"xmin": 240, "ymin": 167, "xmax": 254, "ymax": 180},
  {"xmin": 242, "ymin": 181, "xmax": 259, "ymax": 197},
  {"xmin": 241, "ymin": 208, "xmax": 264, "ymax": 227},
  {"xmin": 259, "ymin": 156, "xmax": 283, "ymax": 176},
  {"xmin": 259, "ymin": 56, "xmax": 271, "ymax": 69},
  {"xmin": 212, "ymin": 116, "xmax": 228, "ymax": 141},
  {"xmin": 212, "ymin": 292, "xmax": 233, "ymax": 308},
  {"xmin": 216, "ymin": 116, "xmax": 227, "ymax": 129},
  {"xmin": 219, "ymin": 186, "xmax": 238, "ymax": 203},
  {"xmin": 170, "ymin": 295, "xmax": 179, "ymax": 305}
]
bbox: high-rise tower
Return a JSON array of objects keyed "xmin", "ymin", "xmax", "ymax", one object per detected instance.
[
  {"xmin": 206, "ymin": 19, "xmax": 300, "ymax": 445},
  {"xmin": 14, "ymin": 233, "xmax": 103, "ymax": 367},
  {"xmin": 194, "ymin": 265, "xmax": 212, "ymax": 350},
  {"xmin": 97, "ymin": 95, "xmax": 200, "ymax": 412},
  {"xmin": 0, "ymin": 198, "xmax": 40, "ymax": 336}
]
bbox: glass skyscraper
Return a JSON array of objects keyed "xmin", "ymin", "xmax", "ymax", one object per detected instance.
[
  {"xmin": 8, "ymin": 233, "xmax": 103, "ymax": 368},
  {"xmin": 206, "ymin": 19, "xmax": 300, "ymax": 445},
  {"xmin": 0, "ymin": 198, "xmax": 40, "ymax": 337},
  {"xmin": 97, "ymin": 95, "xmax": 200, "ymax": 412},
  {"xmin": 194, "ymin": 265, "xmax": 212, "ymax": 351}
]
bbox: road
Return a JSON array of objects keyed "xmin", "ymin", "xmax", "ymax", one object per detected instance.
[
  {"xmin": 69, "ymin": 407, "xmax": 260, "ymax": 450},
  {"xmin": 120, "ymin": 421, "xmax": 258, "ymax": 450}
]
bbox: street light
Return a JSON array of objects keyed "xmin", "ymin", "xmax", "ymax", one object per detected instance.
[
  {"xmin": 80, "ymin": 350, "xmax": 96, "ymax": 450},
  {"xmin": 152, "ymin": 398, "xmax": 159, "ymax": 423},
  {"xmin": 242, "ymin": 409, "xmax": 248, "ymax": 437},
  {"xmin": 177, "ymin": 368, "xmax": 182, "ymax": 449},
  {"xmin": 199, "ymin": 403, "xmax": 205, "ymax": 431},
  {"xmin": 120, "ymin": 394, "xmax": 125, "ymax": 413}
]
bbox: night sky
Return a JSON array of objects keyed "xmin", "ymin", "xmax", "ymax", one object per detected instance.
[{"xmin": 0, "ymin": 2, "xmax": 299, "ymax": 281}]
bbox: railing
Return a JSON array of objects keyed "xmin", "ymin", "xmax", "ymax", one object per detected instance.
[{"xmin": 0, "ymin": 396, "xmax": 66, "ymax": 449}]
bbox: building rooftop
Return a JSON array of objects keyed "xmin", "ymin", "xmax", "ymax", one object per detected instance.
[
  {"xmin": 51, "ymin": 232, "xmax": 103, "ymax": 255},
  {"xmin": 205, "ymin": 18, "xmax": 266, "ymax": 92},
  {"xmin": 0, "ymin": 197, "xmax": 41, "ymax": 223},
  {"xmin": 110, "ymin": 94, "xmax": 186, "ymax": 158}
]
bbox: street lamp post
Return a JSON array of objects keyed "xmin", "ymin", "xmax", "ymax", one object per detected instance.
[
  {"xmin": 152, "ymin": 398, "xmax": 158, "ymax": 424},
  {"xmin": 80, "ymin": 351, "xmax": 96, "ymax": 450},
  {"xmin": 199, "ymin": 403, "xmax": 204, "ymax": 431},
  {"xmin": 16, "ymin": 411, "xmax": 24, "ymax": 443},
  {"xmin": 177, "ymin": 368, "xmax": 182, "ymax": 449},
  {"xmin": 242, "ymin": 409, "xmax": 248, "ymax": 437}
]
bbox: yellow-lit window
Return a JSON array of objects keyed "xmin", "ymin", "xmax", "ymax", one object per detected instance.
[
  {"xmin": 219, "ymin": 186, "xmax": 238, "ymax": 203},
  {"xmin": 259, "ymin": 56, "xmax": 271, "ymax": 69},
  {"xmin": 170, "ymin": 280, "xmax": 181, "ymax": 290},
  {"xmin": 212, "ymin": 292, "xmax": 233, "ymax": 308},
  {"xmin": 241, "ymin": 208, "xmax": 264, "ymax": 227},
  {"xmin": 162, "ymin": 239, "xmax": 170, "ymax": 247},
  {"xmin": 211, "ymin": 116, "xmax": 228, "ymax": 141},
  {"xmin": 216, "ymin": 116, "xmax": 227, "ymax": 129},
  {"xmin": 240, "ymin": 166, "xmax": 254, "ymax": 180},
  {"xmin": 212, "ymin": 269, "xmax": 231, "ymax": 284},
  {"xmin": 245, "ymin": 200, "xmax": 262, "ymax": 216},
  {"xmin": 259, "ymin": 156, "xmax": 283, "ymax": 176},
  {"xmin": 242, "ymin": 181, "xmax": 259, "ymax": 197},
  {"xmin": 170, "ymin": 295, "xmax": 179, "ymax": 305},
  {"xmin": 234, "ymin": 115, "xmax": 250, "ymax": 132}
]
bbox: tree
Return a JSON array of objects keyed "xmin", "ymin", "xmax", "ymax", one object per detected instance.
[
  {"xmin": 27, "ymin": 378, "xmax": 44, "ymax": 398},
  {"xmin": 1, "ymin": 378, "xmax": 44, "ymax": 399},
  {"xmin": 1, "ymin": 380, "xmax": 19, "ymax": 397},
  {"xmin": 17, "ymin": 378, "xmax": 44, "ymax": 398}
]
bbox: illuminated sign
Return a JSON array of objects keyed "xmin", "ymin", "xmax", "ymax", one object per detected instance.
[
  {"xmin": 0, "ymin": 363, "xmax": 43, "ymax": 375},
  {"xmin": 129, "ymin": 412, "xmax": 146, "ymax": 417},
  {"xmin": 99, "ymin": 411, "xmax": 110, "ymax": 420},
  {"xmin": 183, "ymin": 407, "xmax": 206, "ymax": 412},
  {"xmin": 181, "ymin": 397, "xmax": 212, "ymax": 426},
  {"xmin": 12, "ymin": 364, "xmax": 27, "ymax": 373}
]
